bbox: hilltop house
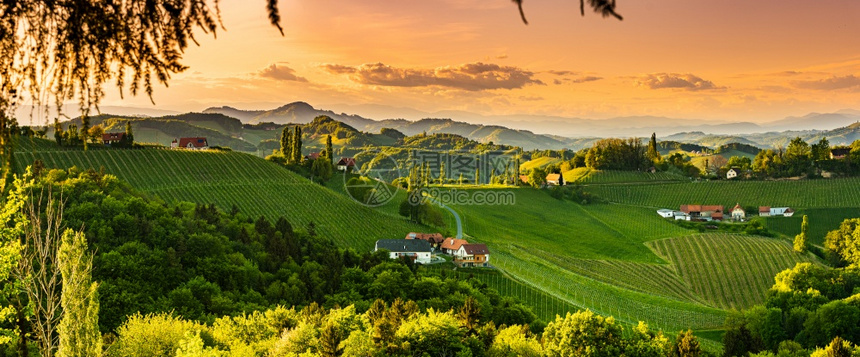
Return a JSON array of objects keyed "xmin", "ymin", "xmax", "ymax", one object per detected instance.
[
  {"xmin": 172, "ymin": 137, "xmax": 209, "ymax": 150},
  {"xmin": 731, "ymin": 204, "xmax": 746, "ymax": 221},
  {"xmin": 102, "ymin": 132, "xmax": 126, "ymax": 146},
  {"xmin": 440, "ymin": 238, "xmax": 468, "ymax": 255},
  {"xmin": 727, "ymin": 168, "xmax": 741, "ymax": 179},
  {"xmin": 374, "ymin": 239, "xmax": 432, "ymax": 264},
  {"xmin": 454, "ymin": 243, "xmax": 490, "ymax": 268},
  {"xmin": 680, "ymin": 205, "xmax": 724, "ymax": 221},
  {"xmin": 546, "ymin": 173, "xmax": 564, "ymax": 186},
  {"xmin": 336, "ymin": 157, "xmax": 356, "ymax": 171},
  {"xmin": 831, "ymin": 148, "xmax": 851, "ymax": 160},
  {"xmin": 406, "ymin": 232, "xmax": 445, "ymax": 250}
]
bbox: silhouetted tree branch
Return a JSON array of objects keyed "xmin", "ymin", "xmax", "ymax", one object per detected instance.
[{"xmin": 515, "ymin": 0, "xmax": 623, "ymax": 25}]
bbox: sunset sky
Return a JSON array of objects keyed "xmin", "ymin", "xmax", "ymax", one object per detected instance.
[{"xmin": 100, "ymin": 0, "xmax": 860, "ymax": 122}]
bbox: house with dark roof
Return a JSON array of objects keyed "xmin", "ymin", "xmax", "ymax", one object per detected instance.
[
  {"xmin": 305, "ymin": 152, "xmax": 321, "ymax": 161},
  {"xmin": 454, "ymin": 243, "xmax": 490, "ymax": 268},
  {"xmin": 374, "ymin": 239, "xmax": 432, "ymax": 264},
  {"xmin": 102, "ymin": 132, "xmax": 126, "ymax": 146},
  {"xmin": 171, "ymin": 137, "xmax": 209, "ymax": 150},
  {"xmin": 831, "ymin": 147, "xmax": 851, "ymax": 160},
  {"xmin": 406, "ymin": 232, "xmax": 445, "ymax": 250},
  {"xmin": 336, "ymin": 157, "xmax": 356, "ymax": 171},
  {"xmin": 440, "ymin": 238, "xmax": 468, "ymax": 255}
]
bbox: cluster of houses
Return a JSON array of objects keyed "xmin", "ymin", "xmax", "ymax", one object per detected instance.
[
  {"xmin": 657, "ymin": 204, "xmax": 794, "ymax": 222},
  {"xmin": 374, "ymin": 232, "xmax": 491, "ymax": 268}
]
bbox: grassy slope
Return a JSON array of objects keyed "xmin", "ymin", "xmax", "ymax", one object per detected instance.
[
  {"xmin": 763, "ymin": 208, "xmax": 860, "ymax": 246},
  {"xmin": 13, "ymin": 144, "xmax": 425, "ymax": 249},
  {"xmin": 520, "ymin": 157, "xmax": 561, "ymax": 171},
  {"xmin": 585, "ymin": 178, "xmax": 860, "ymax": 209},
  {"xmin": 648, "ymin": 234, "xmax": 818, "ymax": 310},
  {"xmin": 562, "ymin": 168, "xmax": 689, "ymax": 185}
]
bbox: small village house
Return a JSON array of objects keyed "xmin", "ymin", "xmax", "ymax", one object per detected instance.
[
  {"xmin": 374, "ymin": 239, "xmax": 432, "ymax": 264},
  {"xmin": 656, "ymin": 209, "xmax": 688, "ymax": 220},
  {"xmin": 172, "ymin": 137, "xmax": 209, "ymax": 150},
  {"xmin": 405, "ymin": 232, "xmax": 445, "ymax": 250},
  {"xmin": 759, "ymin": 206, "xmax": 770, "ymax": 217},
  {"xmin": 305, "ymin": 152, "xmax": 321, "ymax": 161},
  {"xmin": 454, "ymin": 243, "xmax": 491, "ymax": 268},
  {"xmin": 726, "ymin": 168, "xmax": 740, "ymax": 179},
  {"xmin": 440, "ymin": 238, "xmax": 468, "ymax": 255},
  {"xmin": 519, "ymin": 175, "xmax": 529, "ymax": 185},
  {"xmin": 680, "ymin": 205, "xmax": 724, "ymax": 221},
  {"xmin": 336, "ymin": 157, "xmax": 356, "ymax": 171},
  {"xmin": 830, "ymin": 148, "xmax": 851, "ymax": 160},
  {"xmin": 546, "ymin": 173, "xmax": 564, "ymax": 186},
  {"xmin": 731, "ymin": 204, "xmax": 745, "ymax": 221},
  {"xmin": 769, "ymin": 207, "xmax": 794, "ymax": 217},
  {"xmin": 102, "ymin": 132, "xmax": 126, "ymax": 146}
]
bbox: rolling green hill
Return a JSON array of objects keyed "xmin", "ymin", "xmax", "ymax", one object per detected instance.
[
  {"xmin": 584, "ymin": 178, "xmax": 860, "ymax": 209},
  {"xmin": 519, "ymin": 157, "xmax": 561, "ymax": 171},
  {"xmin": 562, "ymin": 168, "xmax": 690, "ymax": 184},
  {"xmin": 12, "ymin": 144, "xmax": 426, "ymax": 249}
]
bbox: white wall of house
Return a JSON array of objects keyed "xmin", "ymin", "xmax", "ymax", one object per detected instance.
[{"xmin": 388, "ymin": 251, "xmax": 431, "ymax": 264}]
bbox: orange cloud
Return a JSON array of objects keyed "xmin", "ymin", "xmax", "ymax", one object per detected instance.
[
  {"xmin": 257, "ymin": 63, "xmax": 308, "ymax": 82},
  {"xmin": 322, "ymin": 62, "xmax": 544, "ymax": 91},
  {"xmin": 792, "ymin": 75, "xmax": 860, "ymax": 90},
  {"xmin": 635, "ymin": 73, "xmax": 723, "ymax": 91}
]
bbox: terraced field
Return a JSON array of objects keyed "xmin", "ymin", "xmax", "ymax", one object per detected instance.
[
  {"xmin": 585, "ymin": 178, "xmax": 860, "ymax": 209},
  {"xmin": 562, "ymin": 168, "xmax": 690, "ymax": 184},
  {"xmin": 520, "ymin": 156, "xmax": 561, "ymax": 171},
  {"xmin": 13, "ymin": 147, "xmax": 426, "ymax": 249},
  {"xmin": 647, "ymin": 234, "xmax": 819, "ymax": 309}
]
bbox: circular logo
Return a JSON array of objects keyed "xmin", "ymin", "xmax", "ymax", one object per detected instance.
[{"xmin": 343, "ymin": 149, "xmax": 403, "ymax": 207}]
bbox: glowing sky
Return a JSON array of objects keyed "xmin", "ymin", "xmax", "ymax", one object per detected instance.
[{"xmin": 100, "ymin": 0, "xmax": 860, "ymax": 121}]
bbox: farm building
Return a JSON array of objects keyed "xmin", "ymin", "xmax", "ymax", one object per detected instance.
[
  {"xmin": 680, "ymin": 205, "xmax": 724, "ymax": 221},
  {"xmin": 336, "ymin": 157, "xmax": 356, "ymax": 171},
  {"xmin": 374, "ymin": 239, "xmax": 432, "ymax": 264},
  {"xmin": 405, "ymin": 232, "xmax": 445, "ymax": 250},
  {"xmin": 441, "ymin": 238, "xmax": 468, "ymax": 255},
  {"xmin": 454, "ymin": 243, "xmax": 491, "ymax": 268},
  {"xmin": 726, "ymin": 168, "xmax": 740, "ymax": 179},
  {"xmin": 102, "ymin": 132, "xmax": 126, "ymax": 145},
  {"xmin": 172, "ymin": 137, "xmax": 209, "ymax": 150},
  {"xmin": 519, "ymin": 175, "xmax": 529, "ymax": 184},
  {"xmin": 305, "ymin": 152, "xmax": 321, "ymax": 161},
  {"xmin": 546, "ymin": 173, "xmax": 564, "ymax": 186},
  {"xmin": 657, "ymin": 209, "xmax": 689, "ymax": 220},
  {"xmin": 769, "ymin": 207, "xmax": 794, "ymax": 217},
  {"xmin": 731, "ymin": 204, "xmax": 745, "ymax": 221},
  {"xmin": 759, "ymin": 206, "xmax": 770, "ymax": 217},
  {"xmin": 831, "ymin": 147, "xmax": 851, "ymax": 160}
]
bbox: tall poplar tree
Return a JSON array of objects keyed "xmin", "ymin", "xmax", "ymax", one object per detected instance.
[
  {"xmin": 793, "ymin": 215, "xmax": 809, "ymax": 253},
  {"xmin": 280, "ymin": 126, "xmax": 291, "ymax": 159},
  {"xmin": 57, "ymin": 229, "xmax": 101, "ymax": 357},
  {"xmin": 325, "ymin": 134, "xmax": 333, "ymax": 164}
]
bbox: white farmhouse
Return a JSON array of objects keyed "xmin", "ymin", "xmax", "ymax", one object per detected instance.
[{"xmin": 374, "ymin": 239, "xmax": 432, "ymax": 264}]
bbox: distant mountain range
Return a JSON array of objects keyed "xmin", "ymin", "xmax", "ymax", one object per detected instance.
[{"xmin": 41, "ymin": 101, "xmax": 860, "ymax": 151}]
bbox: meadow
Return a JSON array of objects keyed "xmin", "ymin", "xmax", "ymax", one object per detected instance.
[
  {"xmin": 13, "ymin": 146, "xmax": 425, "ymax": 249},
  {"xmin": 561, "ymin": 168, "xmax": 689, "ymax": 184}
]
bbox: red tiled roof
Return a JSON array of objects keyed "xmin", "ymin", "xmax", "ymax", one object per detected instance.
[
  {"xmin": 441, "ymin": 238, "xmax": 468, "ymax": 250},
  {"xmin": 406, "ymin": 232, "xmax": 445, "ymax": 244},
  {"xmin": 519, "ymin": 175, "xmax": 529, "ymax": 183},
  {"xmin": 546, "ymin": 173, "xmax": 561, "ymax": 181},
  {"xmin": 306, "ymin": 152, "xmax": 321, "ymax": 160},
  {"xmin": 732, "ymin": 204, "xmax": 744, "ymax": 211},
  {"xmin": 177, "ymin": 137, "xmax": 208, "ymax": 148},
  {"xmin": 461, "ymin": 243, "xmax": 490, "ymax": 255},
  {"xmin": 680, "ymin": 205, "xmax": 723, "ymax": 213},
  {"xmin": 759, "ymin": 206, "xmax": 770, "ymax": 212},
  {"xmin": 336, "ymin": 157, "xmax": 356, "ymax": 167}
]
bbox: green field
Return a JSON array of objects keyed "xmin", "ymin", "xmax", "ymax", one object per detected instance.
[
  {"xmin": 520, "ymin": 156, "xmax": 561, "ymax": 171},
  {"xmin": 763, "ymin": 208, "xmax": 860, "ymax": 246},
  {"xmin": 13, "ymin": 146, "xmax": 426, "ymax": 249},
  {"xmin": 562, "ymin": 168, "xmax": 690, "ymax": 184},
  {"xmin": 585, "ymin": 178, "xmax": 860, "ymax": 209},
  {"xmin": 647, "ymin": 234, "xmax": 818, "ymax": 310}
]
